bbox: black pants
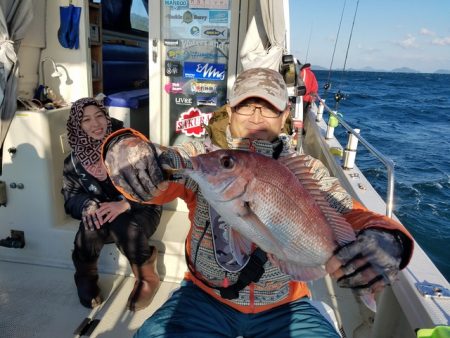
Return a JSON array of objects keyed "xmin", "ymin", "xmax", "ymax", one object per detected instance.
[{"xmin": 74, "ymin": 205, "xmax": 162, "ymax": 265}]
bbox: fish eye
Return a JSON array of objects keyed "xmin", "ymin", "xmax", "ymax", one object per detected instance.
[{"xmin": 220, "ymin": 155, "xmax": 234, "ymax": 169}]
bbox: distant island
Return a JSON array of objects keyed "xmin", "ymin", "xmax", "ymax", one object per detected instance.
[{"xmin": 311, "ymin": 65, "xmax": 450, "ymax": 74}]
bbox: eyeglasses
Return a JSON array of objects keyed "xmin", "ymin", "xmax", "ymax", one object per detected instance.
[{"xmin": 234, "ymin": 103, "xmax": 283, "ymax": 118}]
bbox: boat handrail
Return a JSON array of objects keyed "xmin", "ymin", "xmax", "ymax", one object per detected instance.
[{"xmin": 317, "ymin": 96, "xmax": 395, "ymax": 218}]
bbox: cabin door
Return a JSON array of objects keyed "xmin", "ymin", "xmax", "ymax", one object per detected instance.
[{"xmin": 148, "ymin": 0, "xmax": 242, "ymax": 146}]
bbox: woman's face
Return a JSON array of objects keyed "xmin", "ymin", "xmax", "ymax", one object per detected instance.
[{"xmin": 81, "ymin": 105, "xmax": 108, "ymax": 140}]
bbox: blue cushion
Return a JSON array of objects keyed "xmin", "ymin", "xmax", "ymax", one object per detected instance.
[{"xmin": 104, "ymin": 88, "xmax": 149, "ymax": 109}]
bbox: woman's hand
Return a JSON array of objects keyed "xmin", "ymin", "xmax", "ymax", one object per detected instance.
[
  {"xmin": 96, "ymin": 200, "xmax": 130, "ymax": 224},
  {"xmin": 82, "ymin": 199, "xmax": 102, "ymax": 231}
]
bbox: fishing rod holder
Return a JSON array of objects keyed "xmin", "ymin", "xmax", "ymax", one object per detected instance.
[
  {"xmin": 316, "ymin": 101, "xmax": 325, "ymax": 122},
  {"xmin": 343, "ymin": 129, "xmax": 360, "ymax": 169}
]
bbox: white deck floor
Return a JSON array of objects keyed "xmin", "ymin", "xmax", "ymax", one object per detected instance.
[{"xmin": 0, "ymin": 260, "xmax": 179, "ymax": 338}]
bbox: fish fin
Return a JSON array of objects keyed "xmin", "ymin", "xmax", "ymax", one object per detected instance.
[
  {"xmin": 358, "ymin": 293, "xmax": 377, "ymax": 312},
  {"xmin": 229, "ymin": 228, "xmax": 252, "ymax": 265},
  {"xmin": 269, "ymin": 254, "xmax": 327, "ymax": 281},
  {"xmin": 279, "ymin": 155, "xmax": 355, "ymax": 246}
]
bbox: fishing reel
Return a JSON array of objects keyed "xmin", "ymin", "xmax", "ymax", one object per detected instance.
[{"xmin": 279, "ymin": 54, "xmax": 306, "ymax": 98}]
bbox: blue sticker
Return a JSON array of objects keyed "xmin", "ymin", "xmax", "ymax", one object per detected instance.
[
  {"xmin": 209, "ymin": 11, "xmax": 228, "ymax": 24},
  {"xmin": 183, "ymin": 62, "xmax": 226, "ymax": 81}
]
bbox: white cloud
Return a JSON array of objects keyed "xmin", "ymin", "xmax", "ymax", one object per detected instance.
[
  {"xmin": 420, "ymin": 28, "xmax": 435, "ymax": 36},
  {"xmin": 397, "ymin": 34, "xmax": 418, "ymax": 48},
  {"xmin": 432, "ymin": 37, "xmax": 450, "ymax": 46}
]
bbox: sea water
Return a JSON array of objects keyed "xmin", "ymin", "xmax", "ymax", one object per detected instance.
[{"xmin": 314, "ymin": 70, "xmax": 450, "ymax": 282}]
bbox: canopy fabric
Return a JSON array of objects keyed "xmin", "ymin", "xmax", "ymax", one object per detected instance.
[
  {"xmin": 240, "ymin": 0, "xmax": 287, "ymax": 71},
  {"xmin": 0, "ymin": 0, "xmax": 33, "ymax": 163}
]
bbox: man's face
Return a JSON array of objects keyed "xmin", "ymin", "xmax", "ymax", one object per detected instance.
[{"xmin": 228, "ymin": 98, "xmax": 290, "ymax": 142}]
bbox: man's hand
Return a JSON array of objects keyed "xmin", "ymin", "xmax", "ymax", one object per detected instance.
[
  {"xmin": 326, "ymin": 229, "xmax": 404, "ymax": 296},
  {"xmin": 104, "ymin": 135, "xmax": 167, "ymax": 202},
  {"xmin": 82, "ymin": 199, "xmax": 102, "ymax": 231}
]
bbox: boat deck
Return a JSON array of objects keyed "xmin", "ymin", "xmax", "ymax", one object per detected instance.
[{"xmin": 0, "ymin": 260, "xmax": 179, "ymax": 338}]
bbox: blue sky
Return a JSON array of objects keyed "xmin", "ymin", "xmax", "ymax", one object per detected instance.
[{"xmin": 289, "ymin": 0, "xmax": 450, "ymax": 73}]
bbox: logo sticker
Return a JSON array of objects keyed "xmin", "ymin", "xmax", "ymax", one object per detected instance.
[
  {"xmin": 190, "ymin": 26, "xmax": 200, "ymax": 36},
  {"xmin": 176, "ymin": 108, "xmax": 212, "ymax": 137},
  {"xmin": 165, "ymin": 61, "xmax": 182, "ymax": 77},
  {"xmin": 197, "ymin": 96, "xmax": 217, "ymax": 106},
  {"xmin": 209, "ymin": 10, "xmax": 228, "ymax": 23},
  {"xmin": 189, "ymin": 0, "xmax": 229, "ymax": 10},
  {"xmin": 167, "ymin": 49, "xmax": 189, "ymax": 60},
  {"xmin": 184, "ymin": 62, "xmax": 226, "ymax": 81},
  {"xmin": 164, "ymin": 0, "xmax": 188, "ymax": 10},
  {"xmin": 202, "ymin": 26, "xmax": 228, "ymax": 39},
  {"xmin": 182, "ymin": 11, "xmax": 193, "ymax": 23},
  {"xmin": 190, "ymin": 81, "xmax": 218, "ymax": 94},
  {"xmin": 164, "ymin": 39, "xmax": 180, "ymax": 47},
  {"xmin": 164, "ymin": 82, "xmax": 185, "ymax": 94},
  {"xmin": 173, "ymin": 94, "xmax": 194, "ymax": 106}
]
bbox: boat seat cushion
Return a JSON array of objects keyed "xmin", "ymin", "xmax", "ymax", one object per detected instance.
[{"xmin": 102, "ymin": 43, "xmax": 148, "ymax": 95}]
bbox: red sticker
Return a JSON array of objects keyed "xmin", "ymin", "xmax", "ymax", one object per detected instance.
[{"xmin": 175, "ymin": 107, "xmax": 212, "ymax": 137}]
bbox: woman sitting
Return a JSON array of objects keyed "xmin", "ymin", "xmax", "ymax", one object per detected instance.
[{"xmin": 62, "ymin": 97, "xmax": 162, "ymax": 311}]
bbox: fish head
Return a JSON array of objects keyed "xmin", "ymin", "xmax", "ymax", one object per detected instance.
[{"xmin": 186, "ymin": 149, "xmax": 255, "ymax": 203}]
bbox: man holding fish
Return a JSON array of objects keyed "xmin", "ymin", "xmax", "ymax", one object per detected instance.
[{"xmin": 102, "ymin": 68, "xmax": 413, "ymax": 337}]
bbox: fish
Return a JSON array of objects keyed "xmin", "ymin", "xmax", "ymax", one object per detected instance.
[{"xmin": 181, "ymin": 149, "xmax": 377, "ymax": 311}]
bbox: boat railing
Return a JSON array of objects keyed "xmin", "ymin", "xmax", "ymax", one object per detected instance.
[{"xmin": 316, "ymin": 96, "xmax": 395, "ymax": 218}]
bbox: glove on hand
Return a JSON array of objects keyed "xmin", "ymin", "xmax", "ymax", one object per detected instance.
[
  {"xmin": 328, "ymin": 228, "xmax": 404, "ymax": 296},
  {"xmin": 104, "ymin": 135, "xmax": 166, "ymax": 202},
  {"xmin": 81, "ymin": 199, "xmax": 101, "ymax": 231}
]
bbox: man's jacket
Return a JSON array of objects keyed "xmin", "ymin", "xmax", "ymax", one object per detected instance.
[{"xmin": 105, "ymin": 110, "xmax": 413, "ymax": 314}]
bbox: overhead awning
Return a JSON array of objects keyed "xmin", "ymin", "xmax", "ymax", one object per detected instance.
[{"xmin": 240, "ymin": 0, "xmax": 287, "ymax": 71}]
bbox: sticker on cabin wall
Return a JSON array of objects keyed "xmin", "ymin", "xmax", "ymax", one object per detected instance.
[
  {"xmin": 164, "ymin": 82, "xmax": 185, "ymax": 94},
  {"xmin": 180, "ymin": 39, "xmax": 227, "ymax": 49},
  {"xmin": 201, "ymin": 26, "xmax": 228, "ymax": 39},
  {"xmin": 167, "ymin": 49, "xmax": 189, "ymax": 60},
  {"xmin": 190, "ymin": 81, "xmax": 218, "ymax": 94},
  {"xmin": 209, "ymin": 10, "xmax": 229, "ymax": 23},
  {"xmin": 190, "ymin": 26, "xmax": 200, "ymax": 37},
  {"xmin": 175, "ymin": 108, "xmax": 212, "ymax": 137},
  {"xmin": 165, "ymin": 61, "xmax": 182, "ymax": 77},
  {"xmin": 183, "ymin": 62, "xmax": 226, "ymax": 81},
  {"xmin": 197, "ymin": 95, "xmax": 217, "ymax": 106},
  {"xmin": 172, "ymin": 94, "xmax": 194, "ymax": 106},
  {"xmin": 189, "ymin": 0, "xmax": 229, "ymax": 10},
  {"xmin": 164, "ymin": 39, "xmax": 180, "ymax": 47},
  {"xmin": 164, "ymin": 0, "xmax": 188, "ymax": 10}
]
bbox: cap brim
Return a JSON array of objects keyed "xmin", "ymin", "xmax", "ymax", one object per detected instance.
[{"xmin": 229, "ymin": 91, "xmax": 286, "ymax": 111}]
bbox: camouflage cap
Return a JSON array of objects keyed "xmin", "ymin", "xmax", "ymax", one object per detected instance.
[{"xmin": 228, "ymin": 68, "xmax": 288, "ymax": 111}]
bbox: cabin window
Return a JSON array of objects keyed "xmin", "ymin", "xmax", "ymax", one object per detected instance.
[
  {"xmin": 131, "ymin": 0, "xmax": 149, "ymax": 33},
  {"xmin": 99, "ymin": 0, "xmax": 148, "ymax": 36}
]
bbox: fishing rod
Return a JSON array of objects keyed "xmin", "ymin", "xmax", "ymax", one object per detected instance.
[
  {"xmin": 323, "ymin": 0, "xmax": 347, "ymax": 99},
  {"xmin": 304, "ymin": 24, "xmax": 313, "ymax": 63},
  {"xmin": 335, "ymin": 0, "xmax": 360, "ymax": 111}
]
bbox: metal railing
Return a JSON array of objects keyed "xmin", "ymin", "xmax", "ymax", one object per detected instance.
[{"xmin": 317, "ymin": 97, "xmax": 395, "ymax": 218}]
